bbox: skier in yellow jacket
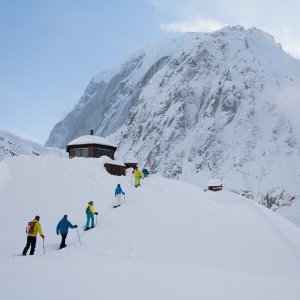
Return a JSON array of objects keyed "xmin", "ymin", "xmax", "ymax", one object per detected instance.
[
  {"xmin": 133, "ymin": 166, "xmax": 141, "ymax": 188},
  {"xmin": 22, "ymin": 216, "xmax": 45, "ymax": 256},
  {"xmin": 85, "ymin": 201, "xmax": 98, "ymax": 230}
]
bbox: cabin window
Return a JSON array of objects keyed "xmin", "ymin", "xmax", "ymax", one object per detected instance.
[
  {"xmin": 74, "ymin": 148, "xmax": 89, "ymax": 157},
  {"xmin": 96, "ymin": 148, "xmax": 111, "ymax": 158}
]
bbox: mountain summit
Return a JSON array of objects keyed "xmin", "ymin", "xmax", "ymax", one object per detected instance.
[{"xmin": 45, "ymin": 26, "xmax": 300, "ymax": 213}]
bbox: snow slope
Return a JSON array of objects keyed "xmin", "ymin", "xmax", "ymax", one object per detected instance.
[
  {"xmin": 0, "ymin": 155, "xmax": 300, "ymax": 300},
  {"xmin": 0, "ymin": 130, "xmax": 65, "ymax": 160},
  {"xmin": 45, "ymin": 26, "xmax": 300, "ymax": 219}
]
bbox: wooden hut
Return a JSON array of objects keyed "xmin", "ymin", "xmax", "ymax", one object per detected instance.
[
  {"xmin": 124, "ymin": 161, "xmax": 138, "ymax": 169},
  {"xmin": 66, "ymin": 134, "xmax": 117, "ymax": 159},
  {"xmin": 104, "ymin": 161, "xmax": 126, "ymax": 176},
  {"xmin": 208, "ymin": 179, "xmax": 223, "ymax": 192}
]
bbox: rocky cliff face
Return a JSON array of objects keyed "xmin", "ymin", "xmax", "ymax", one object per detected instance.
[
  {"xmin": 46, "ymin": 26, "xmax": 300, "ymax": 212},
  {"xmin": 45, "ymin": 38, "xmax": 181, "ymax": 148}
]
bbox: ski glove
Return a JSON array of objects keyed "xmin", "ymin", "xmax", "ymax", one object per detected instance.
[
  {"xmin": 74, "ymin": 225, "xmax": 78, "ymax": 228},
  {"xmin": 41, "ymin": 234, "xmax": 45, "ymax": 239},
  {"xmin": 56, "ymin": 232, "xmax": 59, "ymax": 235},
  {"xmin": 94, "ymin": 212, "xmax": 98, "ymax": 215}
]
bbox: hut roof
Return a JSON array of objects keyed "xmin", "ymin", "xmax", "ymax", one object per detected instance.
[
  {"xmin": 67, "ymin": 135, "xmax": 116, "ymax": 148},
  {"xmin": 104, "ymin": 161, "xmax": 125, "ymax": 167}
]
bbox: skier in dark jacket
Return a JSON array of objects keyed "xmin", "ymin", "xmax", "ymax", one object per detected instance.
[{"xmin": 56, "ymin": 215, "xmax": 77, "ymax": 249}]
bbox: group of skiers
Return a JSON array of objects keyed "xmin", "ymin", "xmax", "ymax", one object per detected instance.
[
  {"xmin": 22, "ymin": 165, "xmax": 149, "ymax": 256},
  {"xmin": 22, "ymin": 183, "xmax": 127, "ymax": 255}
]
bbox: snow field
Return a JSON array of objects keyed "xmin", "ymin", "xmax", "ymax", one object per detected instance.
[{"xmin": 0, "ymin": 155, "xmax": 300, "ymax": 300}]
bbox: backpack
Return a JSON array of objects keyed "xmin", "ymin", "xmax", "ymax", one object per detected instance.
[{"xmin": 26, "ymin": 221, "xmax": 35, "ymax": 234}]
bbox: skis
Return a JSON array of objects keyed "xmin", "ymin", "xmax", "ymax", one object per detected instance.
[
  {"xmin": 83, "ymin": 225, "xmax": 95, "ymax": 231},
  {"xmin": 114, "ymin": 194, "xmax": 125, "ymax": 208},
  {"xmin": 84, "ymin": 227, "xmax": 94, "ymax": 231}
]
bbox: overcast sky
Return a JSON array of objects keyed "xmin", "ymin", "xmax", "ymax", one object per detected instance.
[{"xmin": 1, "ymin": 0, "xmax": 300, "ymax": 144}]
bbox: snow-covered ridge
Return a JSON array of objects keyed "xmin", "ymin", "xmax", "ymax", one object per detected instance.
[{"xmin": 0, "ymin": 130, "xmax": 65, "ymax": 160}]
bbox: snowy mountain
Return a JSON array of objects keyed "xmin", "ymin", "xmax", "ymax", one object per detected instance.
[
  {"xmin": 45, "ymin": 40, "xmax": 179, "ymax": 148},
  {"xmin": 45, "ymin": 26, "xmax": 300, "ymax": 216},
  {"xmin": 0, "ymin": 130, "xmax": 65, "ymax": 160},
  {"xmin": 1, "ymin": 155, "xmax": 300, "ymax": 300}
]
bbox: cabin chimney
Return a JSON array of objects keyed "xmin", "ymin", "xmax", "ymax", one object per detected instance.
[{"xmin": 90, "ymin": 130, "xmax": 94, "ymax": 135}]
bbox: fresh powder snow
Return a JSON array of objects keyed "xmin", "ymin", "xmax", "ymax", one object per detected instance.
[{"xmin": 0, "ymin": 155, "xmax": 300, "ymax": 300}]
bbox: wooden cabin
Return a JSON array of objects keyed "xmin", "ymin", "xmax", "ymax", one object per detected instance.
[
  {"xmin": 104, "ymin": 161, "xmax": 126, "ymax": 176},
  {"xmin": 66, "ymin": 133, "xmax": 117, "ymax": 159},
  {"xmin": 124, "ymin": 161, "xmax": 138, "ymax": 169},
  {"xmin": 208, "ymin": 179, "xmax": 223, "ymax": 192}
]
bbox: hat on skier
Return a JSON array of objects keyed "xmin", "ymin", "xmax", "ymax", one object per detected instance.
[
  {"xmin": 63, "ymin": 215, "xmax": 68, "ymax": 218},
  {"xmin": 35, "ymin": 216, "xmax": 40, "ymax": 221},
  {"xmin": 88, "ymin": 201, "xmax": 93, "ymax": 205}
]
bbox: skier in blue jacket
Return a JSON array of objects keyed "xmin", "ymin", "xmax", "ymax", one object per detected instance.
[
  {"xmin": 56, "ymin": 215, "xmax": 77, "ymax": 249},
  {"xmin": 114, "ymin": 184, "xmax": 125, "ymax": 208}
]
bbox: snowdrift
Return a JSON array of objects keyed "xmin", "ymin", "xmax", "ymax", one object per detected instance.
[{"xmin": 0, "ymin": 155, "xmax": 300, "ymax": 300}]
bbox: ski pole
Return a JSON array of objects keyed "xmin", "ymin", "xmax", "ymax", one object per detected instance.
[
  {"xmin": 124, "ymin": 194, "xmax": 126, "ymax": 204},
  {"xmin": 76, "ymin": 228, "xmax": 81, "ymax": 245},
  {"xmin": 95, "ymin": 213, "xmax": 98, "ymax": 227},
  {"xmin": 42, "ymin": 238, "xmax": 45, "ymax": 255}
]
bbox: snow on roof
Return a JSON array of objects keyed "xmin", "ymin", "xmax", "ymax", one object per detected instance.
[
  {"xmin": 67, "ymin": 135, "xmax": 116, "ymax": 148},
  {"xmin": 98, "ymin": 156, "xmax": 125, "ymax": 167},
  {"xmin": 208, "ymin": 178, "xmax": 222, "ymax": 186},
  {"xmin": 124, "ymin": 156, "xmax": 139, "ymax": 164},
  {"xmin": 124, "ymin": 160, "xmax": 138, "ymax": 164}
]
